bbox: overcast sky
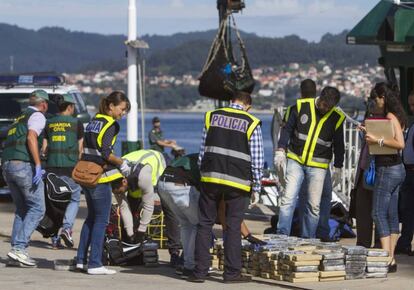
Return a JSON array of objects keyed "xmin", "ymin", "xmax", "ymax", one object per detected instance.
[{"xmin": 0, "ymin": 0, "xmax": 382, "ymax": 41}]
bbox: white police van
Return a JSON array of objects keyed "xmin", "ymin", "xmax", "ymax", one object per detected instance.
[{"xmin": 0, "ymin": 73, "xmax": 90, "ymax": 192}]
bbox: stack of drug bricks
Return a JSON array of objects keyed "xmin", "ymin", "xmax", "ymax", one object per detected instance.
[
  {"xmin": 210, "ymin": 245, "xmax": 220, "ymax": 270},
  {"xmin": 214, "ymin": 236, "xmax": 389, "ymax": 284},
  {"xmin": 278, "ymin": 248, "xmax": 321, "ymax": 283},
  {"xmin": 214, "ymin": 239, "xmax": 251, "ymax": 272},
  {"xmin": 248, "ymin": 235, "xmax": 294, "ymax": 279},
  {"xmin": 366, "ymin": 249, "xmax": 389, "ymax": 278},
  {"xmin": 315, "ymin": 246, "xmax": 346, "ymax": 282},
  {"xmin": 343, "ymin": 246, "xmax": 368, "ymax": 280}
]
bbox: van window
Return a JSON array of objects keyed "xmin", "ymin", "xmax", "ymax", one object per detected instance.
[{"xmin": 0, "ymin": 93, "xmax": 70, "ymax": 119}]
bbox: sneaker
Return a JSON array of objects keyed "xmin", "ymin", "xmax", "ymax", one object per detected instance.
[
  {"xmin": 7, "ymin": 249, "xmax": 36, "ymax": 267},
  {"xmin": 52, "ymin": 238, "xmax": 65, "ymax": 250},
  {"xmin": 175, "ymin": 264, "xmax": 184, "ymax": 275},
  {"xmin": 187, "ymin": 274, "xmax": 205, "ymax": 283},
  {"xmin": 170, "ymin": 252, "xmax": 182, "ymax": 268},
  {"xmin": 223, "ymin": 274, "xmax": 252, "ymax": 284},
  {"xmin": 60, "ymin": 228, "xmax": 74, "ymax": 248},
  {"xmin": 75, "ymin": 263, "xmax": 88, "ymax": 272},
  {"xmin": 87, "ymin": 266, "xmax": 116, "ymax": 275},
  {"xmin": 181, "ymin": 268, "xmax": 194, "ymax": 279}
]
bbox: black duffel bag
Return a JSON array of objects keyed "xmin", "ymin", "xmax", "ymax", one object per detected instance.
[
  {"xmin": 198, "ymin": 14, "xmax": 255, "ymax": 101},
  {"xmin": 37, "ymin": 173, "xmax": 72, "ymax": 238}
]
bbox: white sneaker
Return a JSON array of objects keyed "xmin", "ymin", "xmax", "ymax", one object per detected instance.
[
  {"xmin": 7, "ymin": 249, "xmax": 36, "ymax": 267},
  {"xmin": 87, "ymin": 266, "xmax": 116, "ymax": 275},
  {"xmin": 75, "ymin": 263, "xmax": 87, "ymax": 272}
]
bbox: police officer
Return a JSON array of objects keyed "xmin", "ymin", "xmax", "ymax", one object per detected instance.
[
  {"xmin": 275, "ymin": 79, "xmax": 340, "ymax": 241},
  {"xmin": 43, "ymin": 93, "xmax": 84, "ymax": 249},
  {"xmin": 3, "ymin": 90, "xmax": 49, "ymax": 267},
  {"xmin": 76, "ymin": 91, "xmax": 131, "ymax": 275},
  {"xmin": 148, "ymin": 116, "xmax": 177, "ymax": 153},
  {"xmin": 110, "ymin": 149, "xmax": 166, "ymax": 244},
  {"xmin": 188, "ymin": 91, "xmax": 264, "ymax": 283},
  {"xmin": 275, "ymin": 86, "xmax": 345, "ymax": 239}
]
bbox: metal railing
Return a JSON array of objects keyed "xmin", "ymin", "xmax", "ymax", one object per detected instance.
[{"xmin": 336, "ymin": 120, "xmax": 361, "ymax": 208}]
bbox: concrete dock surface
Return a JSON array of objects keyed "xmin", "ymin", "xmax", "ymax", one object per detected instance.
[{"xmin": 1, "ymin": 197, "xmax": 414, "ymax": 290}]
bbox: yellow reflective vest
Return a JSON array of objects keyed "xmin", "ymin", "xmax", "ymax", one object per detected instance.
[
  {"xmin": 122, "ymin": 150, "xmax": 166, "ymax": 198},
  {"xmin": 287, "ymin": 98, "xmax": 345, "ymax": 169}
]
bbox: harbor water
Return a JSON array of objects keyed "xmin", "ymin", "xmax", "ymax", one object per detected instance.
[{"xmin": 115, "ymin": 112, "xmax": 274, "ymax": 166}]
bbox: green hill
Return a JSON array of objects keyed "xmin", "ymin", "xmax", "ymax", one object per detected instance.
[{"xmin": 0, "ymin": 23, "xmax": 379, "ymax": 74}]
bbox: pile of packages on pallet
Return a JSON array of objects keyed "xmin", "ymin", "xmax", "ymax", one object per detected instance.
[{"xmin": 213, "ymin": 235, "xmax": 390, "ymax": 283}]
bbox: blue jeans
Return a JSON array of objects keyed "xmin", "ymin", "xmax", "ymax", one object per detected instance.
[
  {"xmin": 298, "ymin": 169, "xmax": 332, "ymax": 239},
  {"xmin": 3, "ymin": 160, "xmax": 45, "ymax": 250},
  {"xmin": 60, "ymin": 175, "xmax": 81, "ymax": 230},
  {"xmin": 76, "ymin": 183, "xmax": 112, "ymax": 268},
  {"xmin": 372, "ymin": 163, "xmax": 405, "ymax": 238},
  {"xmin": 277, "ymin": 159, "xmax": 327, "ymax": 238},
  {"xmin": 396, "ymin": 170, "xmax": 414, "ymax": 250},
  {"xmin": 158, "ymin": 180, "xmax": 200, "ymax": 270},
  {"xmin": 316, "ymin": 169, "xmax": 332, "ymax": 239}
]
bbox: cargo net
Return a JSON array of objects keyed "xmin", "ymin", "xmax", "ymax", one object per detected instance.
[{"xmin": 198, "ymin": 13, "xmax": 255, "ymax": 101}]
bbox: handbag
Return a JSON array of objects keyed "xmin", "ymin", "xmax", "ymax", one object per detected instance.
[
  {"xmin": 72, "ymin": 160, "xmax": 104, "ymax": 188},
  {"xmin": 363, "ymin": 158, "xmax": 376, "ymax": 189}
]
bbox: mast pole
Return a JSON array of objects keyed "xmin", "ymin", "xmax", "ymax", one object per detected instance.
[{"xmin": 127, "ymin": 0, "xmax": 138, "ymax": 144}]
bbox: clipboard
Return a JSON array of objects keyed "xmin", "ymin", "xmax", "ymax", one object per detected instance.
[{"xmin": 365, "ymin": 118, "xmax": 397, "ymax": 155}]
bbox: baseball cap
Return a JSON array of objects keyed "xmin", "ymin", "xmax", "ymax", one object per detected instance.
[
  {"xmin": 30, "ymin": 89, "xmax": 49, "ymax": 101},
  {"xmin": 62, "ymin": 93, "xmax": 76, "ymax": 104},
  {"xmin": 30, "ymin": 90, "xmax": 49, "ymax": 101},
  {"xmin": 152, "ymin": 116, "xmax": 160, "ymax": 123}
]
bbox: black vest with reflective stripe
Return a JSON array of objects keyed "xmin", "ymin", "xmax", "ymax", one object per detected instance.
[
  {"xmin": 81, "ymin": 114, "xmax": 119, "ymax": 168},
  {"xmin": 200, "ymin": 107, "xmax": 261, "ymax": 192},
  {"xmin": 287, "ymin": 98, "xmax": 345, "ymax": 169}
]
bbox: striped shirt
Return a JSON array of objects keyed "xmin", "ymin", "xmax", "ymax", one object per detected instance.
[{"xmin": 198, "ymin": 103, "xmax": 264, "ymax": 193}]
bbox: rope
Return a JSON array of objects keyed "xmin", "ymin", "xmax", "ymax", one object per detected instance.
[
  {"xmin": 199, "ymin": 15, "xmax": 229, "ymax": 77},
  {"xmin": 199, "ymin": 13, "xmax": 251, "ymax": 77}
]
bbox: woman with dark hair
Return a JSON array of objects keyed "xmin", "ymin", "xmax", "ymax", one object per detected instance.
[
  {"xmin": 76, "ymin": 91, "xmax": 131, "ymax": 275},
  {"xmin": 363, "ymin": 82, "xmax": 406, "ymax": 272}
]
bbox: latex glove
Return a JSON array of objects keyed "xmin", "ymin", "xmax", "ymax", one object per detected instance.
[
  {"xmin": 119, "ymin": 159, "xmax": 131, "ymax": 177},
  {"xmin": 244, "ymin": 233, "xmax": 267, "ymax": 246},
  {"xmin": 32, "ymin": 165, "xmax": 44, "ymax": 185},
  {"xmin": 274, "ymin": 150, "xmax": 287, "ymax": 187},
  {"xmin": 249, "ymin": 192, "xmax": 260, "ymax": 209},
  {"xmin": 332, "ymin": 167, "xmax": 342, "ymax": 188},
  {"xmin": 135, "ymin": 231, "xmax": 146, "ymax": 244}
]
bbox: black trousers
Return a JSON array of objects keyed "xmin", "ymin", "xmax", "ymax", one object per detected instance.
[
  {"xmin": 194, "ymin": 184, "xmax": 249, "ymax": 279},
  {"xmin": 396, "ymin": 170, "xmax": 414, "ymax": 250},
  {"xmin": 355, "ymin": 177, "xmax": 374, "ymax": 248},
  {"xmin": 160, "ymin": 194, "xmax": 181, "ymax": 254}
]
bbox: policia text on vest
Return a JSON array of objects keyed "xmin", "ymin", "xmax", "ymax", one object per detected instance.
[{"xmin": 200, "ymin": 107, "xmax": 261, "ymax": 193}]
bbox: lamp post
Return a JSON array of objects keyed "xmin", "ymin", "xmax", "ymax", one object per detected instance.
[
  {"xmin": 124, "ymin": 0, "xmax": 149, "ymax": 154},
  {"xmin": 126, "ymin": 0, "xmax": 138, "ymax": 147}
]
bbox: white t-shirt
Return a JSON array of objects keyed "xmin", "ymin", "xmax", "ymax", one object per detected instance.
[{"xmin": 27, "ymin": 106, "xmax": 46, "ymax": 136}]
